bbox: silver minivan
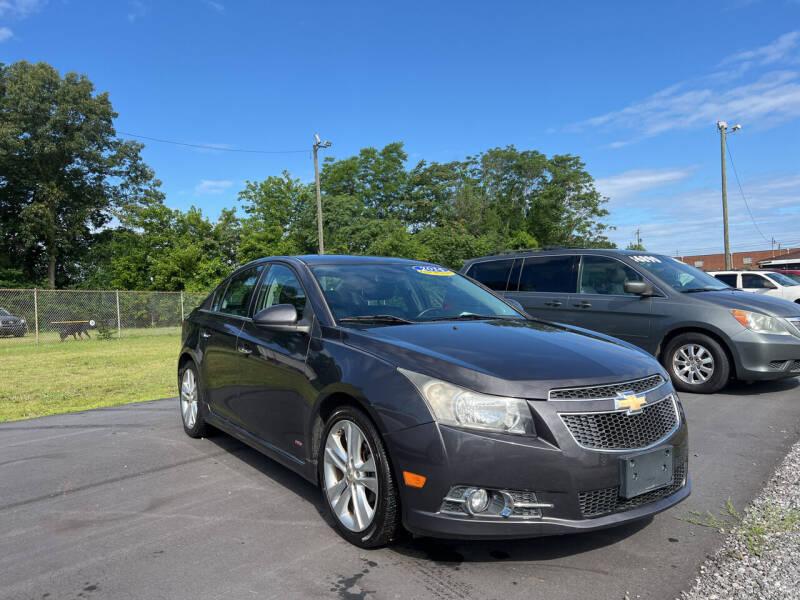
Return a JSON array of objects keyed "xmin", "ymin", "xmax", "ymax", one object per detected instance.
[{"xmin": 462, "ymin": 249, "xmax": 800, "ymax": 394}]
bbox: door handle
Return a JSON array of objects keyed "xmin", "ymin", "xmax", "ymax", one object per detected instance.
[
  {"xmin": 544, "ymin": 301, "xmax": 562, "ymax": 307},
  {"xmin": 573, "ymin": 302, "xmax": 592, "ymax": 308},
  {"xmin": 201, "ymin": 331, "xmax": 212, "ymax": 338},
  {"xmin": 237, "ymin": 345, "xmax": 252, "ymax": 355}
]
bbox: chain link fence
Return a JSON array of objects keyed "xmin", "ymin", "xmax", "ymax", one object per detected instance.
[{"xmin": 0, "ymin": 289, "xmax": 208, "ymax": 345}]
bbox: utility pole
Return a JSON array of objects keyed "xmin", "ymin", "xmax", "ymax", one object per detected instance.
[
  {"xmin": 717, "ymin": 121, "xmax": 740, "ymax": 270},
  {"xmin": 635, "ymin": 227, "xmax": 642, "ymax": 248},
  {"xmin": 312, "ymin": 133, "xmax": 332, "ymax": 255}
]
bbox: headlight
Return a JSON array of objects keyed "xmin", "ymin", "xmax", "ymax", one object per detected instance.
[
  {"xmin": 731, "ymin": 309, "xmax": 792, "ymax": 335},
  {"xmin": 19, "ymin": 318, "xmax": 25, "ymax": 324},
  {"xmin": 399, "ymin": 368, "xmax": 535, "ymax": 435}
]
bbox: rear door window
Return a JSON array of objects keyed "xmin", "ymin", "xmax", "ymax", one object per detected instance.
[
  {"xmin": 713, "ymin": 273, "xmax": 738, "ymax": 287},
  {"xmin": 466, "ymin": 259, "xmax": 514, "ymax": 291},
  {"xmin": 519, "ymin": 255, "xmax": 579, "ymax": 293}
]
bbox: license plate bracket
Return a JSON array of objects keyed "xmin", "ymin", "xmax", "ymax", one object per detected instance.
[{"xmin": 619, "ymin": 446, "xmax": 674, "ymax": 499}]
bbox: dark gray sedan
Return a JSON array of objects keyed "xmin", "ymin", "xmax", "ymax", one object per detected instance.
[
  {"xmin": 178, "ymin": 255, "xmax": 688, "ymax": 547},
  {"xmin": 0, "ymin": 308, "xmax": 27, "ymax": 337}
]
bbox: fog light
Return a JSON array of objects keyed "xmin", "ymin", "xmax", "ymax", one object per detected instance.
[{"xmin": 465, "ymin": 488, "xmax": 489, "ymax": 514}]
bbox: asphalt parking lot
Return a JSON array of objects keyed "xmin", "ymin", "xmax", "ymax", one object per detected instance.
[{"xmin": 2, "ymin": 378, "xmax": 799, "ymax": 600}]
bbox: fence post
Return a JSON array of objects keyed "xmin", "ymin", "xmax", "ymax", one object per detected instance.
[
  {"xmin": 34, "ymin": 288, "xmax": 39, "ymax": 345},
  {"xmin": 116, "ymin": 290, "xmax": 121, "ymax": 339},
  {"xmin": 180, "ymin": 291, "xmax": 185, "ymax": 322}
]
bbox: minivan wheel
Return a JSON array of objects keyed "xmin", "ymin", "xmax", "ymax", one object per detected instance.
[
  {"xmin": 179, "ymin": 362, "xmax": 208, "ymax": 438},
  {"xmin": 662, "ymin": 333, "xmax": 730, "ymax": 394},
  {"xmin": 319, "ymin": 406, "xmax": 400, "ymax": 548}
]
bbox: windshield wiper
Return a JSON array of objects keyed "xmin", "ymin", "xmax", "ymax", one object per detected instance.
[
  {"xmin": 426, "ymin": 314, "xmax": 521, "ymax": 322},
  {"xmin": 338, "ymin": 314, "xmax": 416, "ymax": 325},
  {"xmin": 681, "ymin": 288, "xmax": 724, "ymax": 293}
]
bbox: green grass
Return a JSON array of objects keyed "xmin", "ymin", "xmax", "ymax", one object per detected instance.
[{"xmin": 0, "ymin": 328, "xmax": 181, "ymax": 422}]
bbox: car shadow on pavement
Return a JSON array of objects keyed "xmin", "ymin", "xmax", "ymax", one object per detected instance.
[
  {"xmin": 389, "ymin": 517, "xmax": 652, "ymax": 565},
  {"xmin": 717, "ymin": 377, "xmax": 799, "ymax": 397}
]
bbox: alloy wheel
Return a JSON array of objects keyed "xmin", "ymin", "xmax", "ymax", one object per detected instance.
[
  {"xmin": 180, "ymin": 368, "xmax": 198, "ymax": 429},
  {"xmin": 673, "ymin": 343, "xmax": 715, "ymax": 385},
  {"xmin": 323, "ymin": 419, "xmax": 379, "ymax": 532}
]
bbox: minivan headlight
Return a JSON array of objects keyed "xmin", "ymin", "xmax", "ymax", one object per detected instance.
[
  {"xmin": 731, "ymin": 309, "xmax": 792, "ymax": 336},
  {"xmin": 399, "ymin": 368, "xmax": 535, "ymax": 435}
]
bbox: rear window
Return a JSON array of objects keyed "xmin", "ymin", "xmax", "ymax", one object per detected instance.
[
  {"xmin": 518, "ymin": 255, "xmax": 579, "ymax": 293},
  {"xmin": 466, "ymin": 259, "xmax": 513, "ymax": 291},
  {"xmin": 713, "ymin": 273, "xmax": 738, "ymax": 287}
]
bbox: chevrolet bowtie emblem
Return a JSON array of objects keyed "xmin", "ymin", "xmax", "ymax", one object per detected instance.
[{"xmin": 615, "ymin": 391, "xmax": 647, "ymax": 415}]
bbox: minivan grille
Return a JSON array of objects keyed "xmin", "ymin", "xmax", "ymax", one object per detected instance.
[
  {"xmin": 560, "ymin": 395, "xmax": 679, "ymax": 450},
  {"xmin": 548, "ymin": 374, "xmax": 665, "ymax": 401},
  {"xmin": 579, "ymin": 461, "xmax": 687, "ymax": 518}
]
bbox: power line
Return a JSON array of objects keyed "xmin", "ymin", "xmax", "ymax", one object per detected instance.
[
  {"xmin": 725, "ymin": 140, "xmax": 770, "ymax": 244},
  {"xmin": 117, "ymin": 131, "xmax": 309, "ymax": 155}
]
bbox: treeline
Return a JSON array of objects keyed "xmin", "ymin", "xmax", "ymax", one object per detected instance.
[{"xmin": 1, "ymin": 61, "xmax": 615, "ymax": 292}]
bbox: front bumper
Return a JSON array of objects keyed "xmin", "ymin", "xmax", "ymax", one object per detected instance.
[
  {"xmin": 0, "ymin": 323, "xmax": 27, "ymax": 336},
  {"xmin": 385, "ymin": 387, "xmax": 689, "ymax": 539},
  {"xmin": 729, "ymin": 328, "xmax": 800, "ymax": 381}
]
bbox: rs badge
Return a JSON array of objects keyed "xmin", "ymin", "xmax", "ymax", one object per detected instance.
[{"xmin": 615, "ymin": 391, "xmax": 647, "ymax": 415}]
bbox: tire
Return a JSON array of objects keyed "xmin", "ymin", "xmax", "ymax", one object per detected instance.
[
  {"xmin": 662, "ymin": 332, "xmax": 730, "ymax": 394},
  {"xmin": 318, "ymin": 406, "xmax": 400, "ymax": 548},
  {"xmin": 178, "ymin": 362, "xmax": 208, "ymax": 438}
]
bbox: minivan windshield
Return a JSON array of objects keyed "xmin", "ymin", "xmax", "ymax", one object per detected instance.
[
  {"xmin": 764, "ymin": 272, "xmax": 800, "ymax": 287},
  {"xmin": 628, "ymin": 255, "xmax": 729, "ymax": 292},
  {"xmin": 311, "ymin": 264, "xmax": 522, "ymax": 324}
]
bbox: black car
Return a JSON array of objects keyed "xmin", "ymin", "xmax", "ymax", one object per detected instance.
[
  {"xmin": 178, "ymin": 255, "xmax": 689, "ymax": 547},
  {"xmin": 0, "ymin": 308, "xmax": 27, "ymax": 337}
]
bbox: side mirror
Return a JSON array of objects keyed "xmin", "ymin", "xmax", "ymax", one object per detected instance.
[
  {"xmin": 253, "ymin": 304, "xmax": 310, "ymax": 333},
  {"xmin": 624, "ymin": 280, "xmax": 655, "ymax": 296}
]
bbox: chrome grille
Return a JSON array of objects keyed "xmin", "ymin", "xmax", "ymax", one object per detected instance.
[
  {"xmin": 579, "ymin": 460, "xmax": 687, "ymax": 518},
  {"xmin": 560, "ymin": 395, "xmax": 679, "ymax": 450},
  {"xmin": 549, "ymin": 374, "xmax": 665, "ymax": 400}
]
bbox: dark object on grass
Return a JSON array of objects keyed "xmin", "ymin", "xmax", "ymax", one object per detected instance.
[{"xmin": 52, "ymin": 319, "xmax": 97, "ymax": 341}]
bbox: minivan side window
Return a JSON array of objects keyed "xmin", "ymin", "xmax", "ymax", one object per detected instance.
[
  {"xmin": 713, "ymin": 273, "xmax": 738, "ymax": 287},
  {"xmin": 217, "ymin": 266, "xmax": 263, "ymax": 316},
  {"xmin": 518, "ymin": 255, "xmax": 579, "ymax": 293},
  {"xmin": 579, "ymin": 256, "xmax": 645, "ymax": 295},
  {"xmin": 466, "ymin": 259, "xmax": 514, "ymax": 291}
]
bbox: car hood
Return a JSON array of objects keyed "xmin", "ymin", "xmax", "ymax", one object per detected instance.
[
  {"xmin": 0, "ymin": 316, "xmax": 21, "ymax": 322},
  {"xmin": 339, "ymin": 319, "xmax": 664, "ymax": 399},
  {"xmin": 689, "ymin": 289, "xmax": 800, "ymax": 317}
]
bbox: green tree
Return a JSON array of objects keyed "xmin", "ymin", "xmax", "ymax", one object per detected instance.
[
  {"xmin": 626, "ymin": 242, "xmax": 646, "ymax": 251},
  {"xmin": 0, "ymin": 61, "xmax": 155, "ymax": 287}
]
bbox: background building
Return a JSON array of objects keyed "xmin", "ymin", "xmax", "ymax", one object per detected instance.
[{"xmin": 676, "ymin": 248, "xmax": 800, "ymax": 271}]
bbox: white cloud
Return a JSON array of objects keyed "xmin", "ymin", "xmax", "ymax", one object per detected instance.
[
  {"xmin": 595, "ymin": 167, "xmax": 695, "ymax": 200},
  {"xmin": 0, "ymin": 0, "xmax": 43, "ymax": 18},
  {"xmin": 721, "ymin": 31, "xmax": 800, "ymax": 67},
  {"xmin": 128, "ymin": 0, "xmax": 147, "ymax": 22},
  {"xmin": 0, "ymin": 26, "xmax": 12, "ymax": 42},
  {"xmin": 195, "ymin": 179, "xmax": 233, "ymax": 195},
  {"xmin": 570, "ymin": 32, "xmax": 800, "ymax": 145},
  {"xmin": 608, "ymin": 174, "xmax": 800, "ymax": 254},
  {"xmin": 203, "ymin": 0, "xmax": 224, "ymax": 12}
]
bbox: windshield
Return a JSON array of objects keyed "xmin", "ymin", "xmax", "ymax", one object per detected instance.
[
  {"xmin": 311, "ymin": 264, "xmax": 522, "ymax": 324},
  {"xmin": 782, "ymin": 272, "xmax": 800, "ymax": 284},
  {"xmin": 764, "ymin": 272, "xmax": 799, "ymax": 287},
  {"xmin": 628, "ymin": 255, "xmax": 729, "ymax": 292}
]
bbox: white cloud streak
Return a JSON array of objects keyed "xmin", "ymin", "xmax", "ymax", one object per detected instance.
[
  {"xmin": 194, "ymin": 180, "xmax": 233, "ymax": 195},
  {"xmin": 595, "ymin": 167, "xmax": 696, "ymax": 199},
  {"xmin": 0, "ymin": 0, "xmax": 43, "ymax": 18},
  {"xmin": 0, "ymin": 26, "xmax": 12, "ymax": 41},
  {"xmin": 721, "ymin": 31, "xmax": 800, "ymax": 67}
]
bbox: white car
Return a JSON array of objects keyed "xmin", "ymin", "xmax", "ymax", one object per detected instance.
[{"xmin": 709, "ymin": 270, "xmax": 800, "ymax": 303}]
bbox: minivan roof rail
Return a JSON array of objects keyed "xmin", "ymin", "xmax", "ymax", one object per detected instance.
[{"xmin": 485, "ymin": 246, "xmax": 567, "ymax": 256}]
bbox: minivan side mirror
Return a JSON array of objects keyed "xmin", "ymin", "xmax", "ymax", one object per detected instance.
[
  {"xmin": 624, "ymin": 280, "xmax": 655, "ymax": 296},
  {"xmin": 253, "ymin": 304, "xmax": 310, "ymax": 333}
]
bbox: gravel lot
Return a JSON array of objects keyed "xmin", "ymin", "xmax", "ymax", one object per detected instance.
[{"xmin": 680, "ymin": 437, "xmax": 800, "ymax": 600}]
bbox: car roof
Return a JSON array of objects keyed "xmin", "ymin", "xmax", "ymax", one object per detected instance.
[
  {"xmin": 463, "ymin": 248, "xmax": 664, "ymax": 265},
  {"xmin": 238, "ymin": 254, "xmax": 438, "ymax": 270}
]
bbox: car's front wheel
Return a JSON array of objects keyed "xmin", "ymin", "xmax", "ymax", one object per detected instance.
[
  {"xmin": 179, "ymin": 362, "xmax": 208, "ymax": 438},
  {"xmin": 319, "ymin": 406, "xmax": 400, "ymax": 548},
  {"xmin": 662, "ymin": 332, "xmax": 730, "ymax": 394}
]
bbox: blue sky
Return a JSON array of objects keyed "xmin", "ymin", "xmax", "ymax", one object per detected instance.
[{"xmin": 2, "ymin": 0, "xmax": 799, "ymax": 256}]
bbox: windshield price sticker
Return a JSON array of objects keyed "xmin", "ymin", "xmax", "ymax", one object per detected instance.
[
  {"xmin": 412, "ymin": 266, "xmax": 455, "ymax": 276},
  {"xmin": 630, "ymin": 255, "xmax": 662, "ymax": 263}
]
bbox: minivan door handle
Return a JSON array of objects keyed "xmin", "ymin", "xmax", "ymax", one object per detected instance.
[
  {"xmin": 573, "ymin": 301, "xmax": 592, "ymax": 308},
  {"xmin": 544, "ymin": 300, "xmax": 562, "ymax": 307},
  {"xmin": 200, "ymin": 330, "xmax": 212, "ymax": 338}
]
